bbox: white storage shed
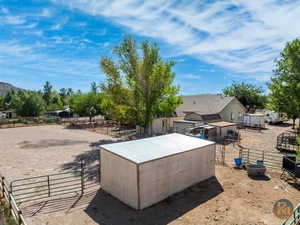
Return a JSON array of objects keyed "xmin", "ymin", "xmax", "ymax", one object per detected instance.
[
  {"xmin": 243, "ymin": 114, "xmax": 265, "ymax": 128},
  {"xmin": 100, "ymin": 133, "xmax": 216, "ymax": 210}
]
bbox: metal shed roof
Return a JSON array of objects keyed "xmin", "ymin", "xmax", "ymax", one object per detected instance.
[
  {"xmin": 173, "ymin": 120, "xmax": 200, "ymax": 124},
  {"xmin": 100, "ymin": 133, "xmax": 215, "ymax": 164}
]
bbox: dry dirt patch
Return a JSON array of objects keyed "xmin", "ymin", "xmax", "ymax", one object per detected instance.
[
  {"xmin": 0, "ymin": 124, "xmax": 299, "ymax": 225},
  {"xmin": 0, "ymin": 125, "xmax": 118, "ymax": 181}
]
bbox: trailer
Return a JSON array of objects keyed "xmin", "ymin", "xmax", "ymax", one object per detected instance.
[
  {"xmin": 243, "ymin": 114, "xmax": 265, "ymax": 129},
  {"xmin": 264, "ymin": 110, "xmax": 287, "ymax": 124}
]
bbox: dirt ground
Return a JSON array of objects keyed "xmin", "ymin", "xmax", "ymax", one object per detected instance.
[
  {"xmin": 0, "ymin": 125, "xmax": 119, "ymax": 181},
  {"xmin": 0, "ymin": 124, "xmax": 299, "ymax": 225}
]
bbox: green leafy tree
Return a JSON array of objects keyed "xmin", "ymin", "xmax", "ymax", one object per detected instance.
[
  {"xmin": 67, "ymin": 88, "xmax": 73, "ymax": 96},
  {"xmin": 3, "ymin": 90, "xmax": 16, "ymax": 110},
  {"xmin": 154, "ymin": 95, "xmax": 183, "ymax": 117},
  {"xmin": 46, "ymin": 91, "xmax": 64, "ymax": 111},
  {"xmin": 69, "ymin": 93, "xmax": 104, "ymax": 122},
  {"xmin": 43, "ymin": 81, "xmax": 53, "ymax": 105},
  {"xmin": 100, "ymin": 36, "xmax": 181, "ymax": 133},
  {"xmin": 222, "ymin": 82, "xmax": 267, "ymax": 110},
  {"xmin": 297, "ymin": 135, "xmax": 300, "ymax": 160},
  {"xmin": 90, "ymin": 81, "xmax": 98, "ymax": 94},
  {"xmin": 59, "ymin": 88, "xmax": 74, "ymax": 105},
  {"xmin": 12, "ymin": 91, "xmax": 45, "ymax": 117},
  {"xmin": 268, "ymin": 38, "xmax": 300, "ymax": 129},
  {"xmin": 0, "ymin": 96, "xmax": 5, "ymax": 110},
  {"xmin": 59, "ymin": 88, "xmax": 67, "ymax": 105}
]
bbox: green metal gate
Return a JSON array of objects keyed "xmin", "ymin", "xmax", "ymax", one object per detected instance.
[{"xmin": 10, "ymin": 164, "xmax": 85, "ymax": 205}]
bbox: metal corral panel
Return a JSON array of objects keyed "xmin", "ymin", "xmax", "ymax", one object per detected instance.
[
  {"xmin": 101, "ymin": 133, "xmax": 214, "ymax": 164},
  {"xmin": 244, "ymin": 114, "xmax": 265, "ymax": 127}
]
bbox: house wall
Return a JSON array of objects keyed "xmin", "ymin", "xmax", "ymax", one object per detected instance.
[
  {"xmin": 100, "ymin": 149, "xmax": 139, "ymax": 209},
  {"xmin": 136, "ymin": 117, "xmax": 184, "ymax": 135},
  {"xmin": 220, "ymin": 125, "xmax": 237, "ymax": 138},
  {"xmin": 138, "ymin": 144, "xmax": 216, "ymax": 209},
  {"xmin": 219, "ymin": 98, "xmax": 246, "ymax": 123}
]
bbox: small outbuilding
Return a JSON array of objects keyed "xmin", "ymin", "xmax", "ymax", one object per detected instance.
[
  {"xmin": 173, "ymin": 119, "xmax": 202, "ymax": 133},
  {"xmin": 100, "ymin": 133, "xmax": 216, "ymax": 210},
  {"xmin": 243, "ymin": 114, "xmax": 265, "ymax": 128}
]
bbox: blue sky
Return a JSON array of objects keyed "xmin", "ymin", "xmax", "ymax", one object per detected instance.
[{"xmin": 1, "ymin": 0, "xmax": 300, "ymax": 94}]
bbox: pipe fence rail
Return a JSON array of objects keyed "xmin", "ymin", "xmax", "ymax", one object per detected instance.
[
  {"xmin": 282, "ymin": 203, "xmax": 300, "ymax": 225},
  {"xmin": 10, "ymin": 164, "xmax": 85, "ymax": 205},
  {"xmin": 277, "ymin": 132, "xmax": 299, "ymax": 152},
  {"xmin": 239, "ymin": 147, "xmax": 284, "ymax": 170},
  {"xmin": 0, "ymin": 162, "xmax": 91, "ymax": 224},
  {"xmin": 0, "ymin": 175, "xmax": 28, "ymax": 225}
]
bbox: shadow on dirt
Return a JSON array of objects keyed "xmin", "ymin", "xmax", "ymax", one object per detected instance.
[
  {"xmin": 268, "ymin": 122, "xmax": 292, "ymax": 128},
  {"xmin": 21, "ymin": 177, "xmax": 223, "ymax": 223},
  {"xmin": 85, "ymin": 177, "xmax": 223, "ymax": 225},
  {"xmin": 21, "ymin": 189, "xmax": 99, "ymax": 217},
  {"xmin": 247, "ymin": 175, "xmax": 271, "ymax": 181},
  {"xmin": 18, "ymin": 139, "xmax": 89, "ymax": 149},
  {"xmin": 61, "ymin": 139, "xmax": 121, "ymax": 182}
]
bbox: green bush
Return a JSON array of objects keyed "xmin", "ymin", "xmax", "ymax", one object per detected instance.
[
  {"xmin": 297, "ymin": 135, "xmax": 300, "ymax": 159},
  {"xmin": 0, "ymin": 203, "xmax": 18, "ymax": 225}
]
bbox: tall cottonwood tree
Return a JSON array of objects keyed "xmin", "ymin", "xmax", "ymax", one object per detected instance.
[
  {"xmin": 268, "ymin": 38, "xmax": 300, "ymax": 129},
  {"xmin": 42, "ymin": 81, "xmax": 53, "ymax": 105},
  {"xmin": 100, "ymin": 36, "xmax": 181, "ymax": 133}
]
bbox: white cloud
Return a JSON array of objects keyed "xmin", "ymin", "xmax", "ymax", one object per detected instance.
[
  {"xmin": 40, "ymin": 8, "xmax": 52, "ymax": 17},
  {"xmin": 185, "ymin": 74, "xmax": 202, "ymax": 80},
  {"xmin": 0, "ymin": 41, "xmax": 101, "ymax": 83},
  {"xmin": 1, "ymin": 7, "xmax": 9, "ymax": 14},
  {"xmin": 52, "ymin": 0, "xmax": 300, "ymax": 81},
  {"xmin": 50, "ymin": 23, "xmax": 61, "ymax": 30},
  {"xmin": 98, "ymin": 28, "xmax": 106, "ymax": 36},
  {"xmin": 75, "ymin": 22, "xmax": 86, "ymax": 27},
  {"xmin": 3, "ymin": 15, "xmax": 25, "ymax": 25},
  {"xmin": 19, "ymin": 23, "xmax": 38, "ymax": 29},
  {"xmin": 29, "ymin": 30, "xmax": 44, "ymax": 37}
]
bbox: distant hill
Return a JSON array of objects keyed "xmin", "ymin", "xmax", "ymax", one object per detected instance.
[{"xmin": 0, "ymin": 82, "xmax": 20, "ymax": 97}]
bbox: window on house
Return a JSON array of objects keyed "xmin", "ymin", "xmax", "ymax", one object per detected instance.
[
  {"xmin": 238, "ymin": 112, "xmax": 243, "ymax": 120},
  {"xmin": 231, "ymin": 112, "xmax": 235, "ymax": 121}
]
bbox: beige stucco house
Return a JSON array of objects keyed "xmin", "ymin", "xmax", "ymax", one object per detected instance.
[
  {"xmin": 173, "ymin": 94, "xmax": 246, "ymax": 141},
  {"xmin": 176, "ymin": 94, "xmax": 246, "ymax": 123}
]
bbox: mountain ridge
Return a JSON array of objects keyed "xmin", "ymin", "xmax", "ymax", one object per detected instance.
[{"xmin": 0, "ymin": 82, "xmax": 20, "ymax": 97}]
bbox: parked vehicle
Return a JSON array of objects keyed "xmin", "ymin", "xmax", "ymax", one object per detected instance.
[
  {"xmin": 264, "ymin": 110, "xmax": 287, "ymax": 124},
  {"xmin": 0, "ymin": 112, "xmax": 6, "ymax": 119}
]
